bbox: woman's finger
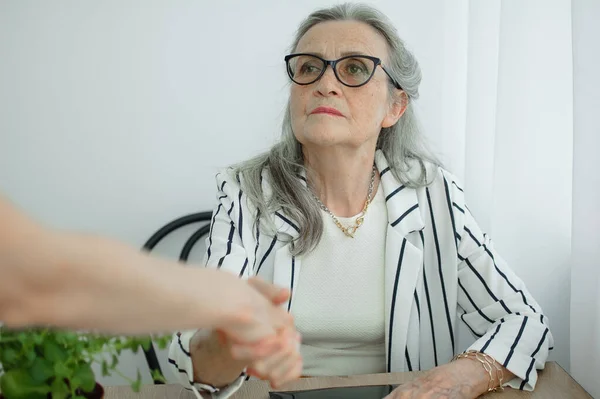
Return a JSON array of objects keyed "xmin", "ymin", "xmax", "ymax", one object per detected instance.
[
  {"xmin": 279, "ymin": 358, "xmax": 304, "ymax": 388},
  {"xmin": 229, "ymin": 336, "xmax": 282, "ymax": 360},
  {"xmin": 248, "ymin": 277, "xmax": 290, "ymax": 305},
  {"xmin": 248, "ymin": 329, "xmax": 298, "ymax": 379},
  {"xmin": 269, "ymin": 353, "xmax": 303, "ymax": 388}
]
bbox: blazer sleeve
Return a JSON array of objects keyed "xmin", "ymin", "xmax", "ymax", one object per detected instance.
[
  {"xmin": 167, "ymin": 170, "xmax": 253, "ymax": 398},
  {"xmin": 443, "ymin": 170, "xmax": 554, "ymax": 391}
]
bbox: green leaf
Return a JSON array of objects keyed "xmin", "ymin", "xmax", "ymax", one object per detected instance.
[
  {"xmin": 0, "ymin": 348, "xmax": 18, "ymax": 364},
  {"xmin": 150, "ymin": 369, "xmax": 167, "ymax": 383},
  {"xmin": 53, "ymin": 362, "xmax": 70, "ymax": 379},
  {"xmin": 131, "ymin": 369, "xmax": 142, "ymax": 392},
  {"xmin": 25, "ymin": 350, "xmax": 37, "ymax": 363},
  {"xmin": 111, "ymin": 354, "xmax": 119, "ymax": 368},
  {"xmin": 141, "ymin": 339, "xmax": 152, "ymax": 351},
  {"xmin": 32, "ymin": 334, "xmax": 44, "ymax": 345},
  {"xmin": 43, "ymin": 340, "xmax": 67, "ymax": 362},
  {"xmin": 72, "ymin": 363, "xmax": 96, "ymax": 393},
  {"xmin": 0, "ymin": 370, "xmax": 49, "ymax": 399},
  {"xmin": 101, "ymin": 360, "xmax": 110, "ymax": 377},
  {"xmin": 0, "ymin": 327, "xmax": 166, "ymax": 398},
  {"xmin": 50, "ymin": 377, "xmax": 70, "ymax": 398},
  {"xmin": 30, "ymin": 358, "xmax": 54, "ymax": 383},
  {"xmin": 69, "ymin": 376, "xmax": 81, "ymax": 390},
  {"xmin": 16, "ymin": 332, "xmax": 29, "ymax": 344},
  {"xmin": 61, "ymin": 332, "xmax": 78, "ymax": 343},
  {"xmin": 155, "ymin": 335, "xmax": 171, "ymax": 350},
  {"xmin": 131, "ymin": 380, "xmax": 142, "ymax": 392}
]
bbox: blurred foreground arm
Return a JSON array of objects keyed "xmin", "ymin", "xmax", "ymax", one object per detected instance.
[{"xmin": 0, "ymin": 195, "xmax": 290, "ymax": 338}]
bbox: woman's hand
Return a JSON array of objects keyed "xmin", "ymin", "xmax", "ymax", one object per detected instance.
[
  {"xmin": 211, "ymin": 273, "xmax": 295, "ymax": 344},
  {"xmin": 384, "ymin": 359, "xmax": 492, "ymax": 399},
  {"xmin": 191, "ymin": 276, "xmax": 301, "ymax": 389},
  {"xmin": 224, "ymin": 277, "xmax": 303, "ymax": 389},
  {"xmin": 229, "ymin": 326, "xmax": 303, "ymax": 389}
]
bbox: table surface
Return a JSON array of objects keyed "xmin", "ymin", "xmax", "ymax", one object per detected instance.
[{"xmin": 104, "ymin": 361, "xmax": 592, "ymax": 399}]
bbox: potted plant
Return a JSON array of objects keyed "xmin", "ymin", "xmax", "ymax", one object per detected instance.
[{"xmin": 0, "ymin": 327, "xmax": 171, "ymax": 399}]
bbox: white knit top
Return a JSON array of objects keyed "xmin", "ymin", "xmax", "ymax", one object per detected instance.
[{"xmin": 291, "ymin": 183, "xmax": 388, "ymax": 376}]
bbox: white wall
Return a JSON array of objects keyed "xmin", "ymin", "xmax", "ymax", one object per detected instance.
[
  {"xmin": 570, "ymin": 0, "xmax": 600, "ymax": 397},
  {"xmin": 0, "ymin": 0, "xmax": 571, "ymax": 386},
  {"xmin": 432, "ymin": 0, "xmax": 574, "ymax": 375},
  {"xmin": 469, "ymin": 0, "xmax": 573, "ymax": 373}
]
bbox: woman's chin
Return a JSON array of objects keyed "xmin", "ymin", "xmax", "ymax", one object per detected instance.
[{"xmin": 297, "ymin": 129, "xmax": 351, "ymax": 147}]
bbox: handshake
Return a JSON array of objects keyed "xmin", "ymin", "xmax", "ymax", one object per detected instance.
[{"xmin": 187, "ymin": 272, "xmax": 304, "ymax": 390}]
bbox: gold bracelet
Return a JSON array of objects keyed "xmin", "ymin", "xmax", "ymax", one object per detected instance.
[{"xmin": 452, "ymin": 350, "xmax": 505, "ymax": 392}]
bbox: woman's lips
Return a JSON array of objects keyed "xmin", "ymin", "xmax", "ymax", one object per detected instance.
[{"xmin": 310, "ymin": 106, "xmax": 344, "ymax": 117}]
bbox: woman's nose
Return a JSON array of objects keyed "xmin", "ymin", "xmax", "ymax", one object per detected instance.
[{"xmin": 314, "ymin": 65, "xmax": 341, "ymax": 96}]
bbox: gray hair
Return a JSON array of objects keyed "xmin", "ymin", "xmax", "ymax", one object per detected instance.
[{"xmin": 233, "ymin": 2, "xmax": 440, "ymax": 256}]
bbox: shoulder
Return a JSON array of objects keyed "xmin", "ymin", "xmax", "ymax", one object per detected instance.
[
  {"xmin": 419, "ymin": 164, "xmax": 468, "ymax": 226},
  {"xmin": 428, "ymin": 165, "xmax": 464, "ymax": 194},
  {"xmin": 214, "ymin": 161, "xmax": 274, "ymax": 193},
  {"xmin": 413, "ymin": 162, "xmax": 467, "ymax": 207},
  {"xmin": 212, "ymin": 167, "xmax": 265, "ymax": 219},
  {"xmin": 403, "ymin": 157, "xmax": 454, "ymax": 187},
  {"xmin": 214, "ymin": 167, "xmax": 242, "ymax": 193}
]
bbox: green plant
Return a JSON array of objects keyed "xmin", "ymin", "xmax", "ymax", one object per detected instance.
[{"xmin": 0, "ymin": 327, "xmax": 171, "ymax": 399}]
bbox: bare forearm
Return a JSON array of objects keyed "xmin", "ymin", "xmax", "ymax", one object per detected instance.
[
  {"xmin": 190, "ymin": 331, "xmax": 248, "ymax": 388},
  {"xmin": 0, "ymin": 204, "xmax": 233, "ymax": 333},
  {"xmin": 38, "ymin": 233, "xmax": 233, "ymax": 333}
]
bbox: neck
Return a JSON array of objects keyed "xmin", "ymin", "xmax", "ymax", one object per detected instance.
[{"xmin": 303, "ymin": 145, "xmax": 379, "ymax": 217}]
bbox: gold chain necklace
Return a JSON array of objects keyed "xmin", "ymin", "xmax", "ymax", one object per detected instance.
[{"xmin": 311, "ymin": 165, "xmax": 376, "ymax": 238}]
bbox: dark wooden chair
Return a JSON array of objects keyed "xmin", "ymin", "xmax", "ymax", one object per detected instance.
[{"xmin": 141, "ymin": 211, "xmax": 212, "ymax": 383}]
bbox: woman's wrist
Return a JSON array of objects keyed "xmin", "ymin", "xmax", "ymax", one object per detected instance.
[
  {"xmin": 450, "ymin": 357, "xmax": 492, "ymax": 397},
  {"xmin": 452, "ymin": 351, "xmax": 511, "ymax": 396},
  {"xmin": 190, "ymin": 329, "xmax": 247, "ymax": 387}
]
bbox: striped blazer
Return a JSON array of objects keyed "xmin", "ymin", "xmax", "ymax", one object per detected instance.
[{"xmin": 168, "ymin": 150, "xmax": 553, "ymax": 398}]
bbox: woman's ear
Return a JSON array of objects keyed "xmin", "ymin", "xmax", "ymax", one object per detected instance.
[{"xmin": 382, "ymin": 90, "xmax": 408, "ymax": 128}]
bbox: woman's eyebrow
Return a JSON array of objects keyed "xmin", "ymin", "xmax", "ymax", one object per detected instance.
[{"xmin": 298, "ymin": 50, "xmax": 371, "ymax": 58}]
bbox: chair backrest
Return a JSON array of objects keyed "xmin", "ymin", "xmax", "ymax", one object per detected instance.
[{"xmin": 141, "ymin": 211, "xmax": 213, "ymax": 384}]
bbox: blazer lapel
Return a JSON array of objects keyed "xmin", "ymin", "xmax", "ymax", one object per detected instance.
[
  {"xmin": 262, "ymin": 169, "xmax": 303, "ymax": 312},
  {"xmin": 375, "ymin": 150, "xmax": 425, "ymax": 372},
  {"xmin": 376, "ymin": 150, "xmax": 425, "ymax": 237}
]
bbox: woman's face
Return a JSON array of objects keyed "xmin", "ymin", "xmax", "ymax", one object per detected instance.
[{"xmin": 289, "ymin": 20, "xmax": 404, "ymax": 152}]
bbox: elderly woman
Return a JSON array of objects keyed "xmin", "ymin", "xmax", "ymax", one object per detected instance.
[{"xmin": 168, "ymin": 3, "xmax": 553, "ymax": 398}]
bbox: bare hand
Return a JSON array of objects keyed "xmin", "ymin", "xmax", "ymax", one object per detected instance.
[
  {"xmin": 224, "ymin": 277, "xmax": 303, "ymax": 388},
  {"xmin": 216, "ymin": 274, "xmax": 294, "ymax": 343},
  {"xmin": 384, "ymin": 362, "xmax": 483, "ymax": 399},
  {"xmin": 191, "ymin": 275, "xmax": 301, "ymax": 388}
]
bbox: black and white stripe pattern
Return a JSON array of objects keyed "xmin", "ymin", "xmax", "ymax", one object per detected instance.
[
  {"xmin": 167, "ymin": 153, "xmax": 553, "ymax": 397},
  {"xmin": 387, "ymin": 238, "xmax": 408, "ymax": 372},
  {"xmin": 425, "ymin": 186, "xmax": 456, "ymax": 354}
]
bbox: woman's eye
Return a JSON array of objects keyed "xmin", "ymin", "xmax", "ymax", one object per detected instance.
[
  {"xmin": 346, "ymin": 62, "xmax": 367, "ymax": 75},
  {"xmin": 300, "ymin": 64, "xmax": 320, "ymax": 74}
]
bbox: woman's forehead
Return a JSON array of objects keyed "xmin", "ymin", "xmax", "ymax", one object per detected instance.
[{"xmin": 295, "ymin": 20, "xmax": 389, "ymax": 60}]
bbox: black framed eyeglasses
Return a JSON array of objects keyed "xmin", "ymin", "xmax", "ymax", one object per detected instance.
[{"xmin": 284, "ymin": 53, "xmax": 403, "ymax": 90}]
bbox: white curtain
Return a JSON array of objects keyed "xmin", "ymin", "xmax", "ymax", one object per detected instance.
[
  {"xmin": 435, "ymin": 0, "xmax": 573, "ymax": 372},
  {"xmin": 571, "ymin": 0, "xmax": 600, "ymax": 397},
  {"xmin": 436, "ymin": 0, "xmax": 599, "ymax": 395},
  {"xmin": 432, "ymin": 0, "xmax": 600, "ymax": 397}
]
